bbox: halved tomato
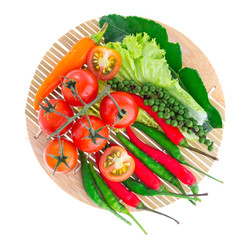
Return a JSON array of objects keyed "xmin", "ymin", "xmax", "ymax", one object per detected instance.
[
  {"xmin": 99, "ymin": 146, "xmax": 135, "ymax": 182},
  {"xmin": 87, "ymin": 46, "xmax": 121, "ymax": 81}
]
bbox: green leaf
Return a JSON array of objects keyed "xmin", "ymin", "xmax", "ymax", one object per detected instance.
[
  {"xmin": 161, "ymin": 42, "xmax": 182, "ymax": 72},
  {"xmin": 179, "ymin": 67, "xmax": 222, "ymax": 128},
  {"xmin": 99, "ymin": 14, "xmax": 168, "ymax": 46}
]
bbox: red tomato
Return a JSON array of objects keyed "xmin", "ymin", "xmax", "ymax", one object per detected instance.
[
  {"xmin": 44, "ymin": 138, "xmax": 78, "ymax": 174},
  {"xmin": 38, "ymin": 99, "xmax": 74, "ymax": 136},
  {"xmin": 87, "ymin": 46, "xmax": 121, "ymax": 81},
  {"xmin": 61, "ymin": 69, "xmax": 98, "ymax": 107},
  {"xmin": 99, "ymin": 92, "xmax": 139, "ymax": 129},
  {"xmin": 71, "ymin": 115, "xmax": 109, "ymax": 153},
  {"xmin": 99, "ymin": 146, "xmax": 135, "ymax": 182}
]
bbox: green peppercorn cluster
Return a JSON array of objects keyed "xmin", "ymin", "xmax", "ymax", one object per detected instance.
[{"xmin": 108, "ymin": 78, "xmax": 214, "ymax": 152}]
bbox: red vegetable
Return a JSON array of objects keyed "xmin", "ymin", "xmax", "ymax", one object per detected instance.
[
  {"xmin": 126, "ymin": 127, "xmax": 197, "ymax": 186},
  {"xmin": 95, "ymin": 152, "xmax": 141, "ymax": 208},
  {"xmin": 99, "ymin": 146, "xmax": 135, "ymax": 182},
  {"xmin": 71, "ymin": 115, "xmax": 109, "ymax": 153},
  {"xmin": 38, "ymin": 99, "xmax": 74, "ymax": 136},
  {"xmin": 87, "ymin": 46, "xmax": 121, "ymax": 81},
  {"xmin": 61, "ymin": 69, "xmax": 98, "ymax": 107},
  {"xmin": 100, "ymin": 92, "xmax": 138, "ymax": 129},
  {"xmin": 44, "ymin": 138, "xmax": 78, "ymax": 174},
  {"xmin": 130, "ymin": 94, "xmax": 184, "ymax": 145},
  {"xmin": 110, "ymin": 143, "xmax": 162, "ymax": 190}
]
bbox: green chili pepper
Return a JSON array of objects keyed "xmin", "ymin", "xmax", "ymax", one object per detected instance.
[
  {"xmin": 88, "ymin": 161, "xmax": 147, "ymax": 235},
  {"xmin": 132, "ymin": 121, "xmax": 223, "ymax": 183},
  {"xmin": 116, "ymin": 132, "xmax": 195, "ymax": 204},
  {"xmin": 79, "ymin": 150, "xmax": 131, "ymax": 226},
  {"xmin": 123, "ymin": 177, "xmax": 202, "ymax": 202}
]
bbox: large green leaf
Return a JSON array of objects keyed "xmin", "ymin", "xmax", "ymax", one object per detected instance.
[
  {"xmin": 161, "ymin": 42, "xmax": 182, "ymax": 72},
  {"xmin": 179, "ymin": 67, "xmax": 222, "ymax": 128},
  {"xmin": 100, "ymin": 14, "xmax": 168, "ymax": 46}
]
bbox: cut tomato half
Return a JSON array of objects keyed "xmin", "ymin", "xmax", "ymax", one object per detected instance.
[
  {"xmin": 87, "ymin": 46, "xmax": 121, "ymax": 81},
  {"xmin": 99, "ymin": 146, "xmax": 135, "ymax": 182}
]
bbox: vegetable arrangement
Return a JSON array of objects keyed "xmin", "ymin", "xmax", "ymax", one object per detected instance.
[{"xmin": 32, "ymin": 14, "xmax": 223, "ymax": 234}]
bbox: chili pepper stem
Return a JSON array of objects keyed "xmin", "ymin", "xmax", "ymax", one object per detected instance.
[
  {"xmin": 126, "ymin": 212, "xmax": 147, "ymax": 235},
  {"xmin": 184, "ymin": 162, "xmax": 223, "ymax": 183},
  {"xmin": 160, "ymin": 190, "xmax": 201, "ymax": 202},
  {"xmin": 171, "ymin": 179, "xmax": 196, "ymax": 205},
  {"xmin": 188, "ymin": 193, "xmax": 208, "ymax": 197},
  {"xmin": 106, "ymin": 207, "xmax": 132, "ymax": 226},
  {"xmin": 160, "ymin": 184, "xmax": 201, "ymax": 201},
  {"xmin": 180, "ymin": 140, "xmax": 218, "ymax": 160},
  {"xmin": 90, "ymin": 22, "xmax": 108, "ymax": 45},
  {"xmin": 136, "ymin": 202, "xmax": 179, "ymax": 224}
]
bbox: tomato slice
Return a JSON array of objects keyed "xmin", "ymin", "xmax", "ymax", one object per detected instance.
[
  {"xmin": 99, "ymin": 146, "xmax": 135, "ymax": 182},
  {"xmin": 87, "ymin": 46, "xmax": 121, "ymax": 81}
]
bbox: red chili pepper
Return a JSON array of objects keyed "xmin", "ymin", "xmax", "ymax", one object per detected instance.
[
  {"xmin": 130, "ymin": 94, "xmax": 218, "ymax": 161},
  {"xmin": 130, "ymin": 94, "xmax": 184, "ymax": 145},
  {"xmin": 110, "ymin": 143, "xmax": 162, "ymax": 190},
  {"xmin": 95, "ymin": 151, "xmax": 140, "ymax": 208},
  {"xmin": 126, "ymin": 127, "xmax": 197, "ymax": 186}
]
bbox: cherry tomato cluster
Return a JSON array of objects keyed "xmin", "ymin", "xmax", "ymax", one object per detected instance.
[{"xmin": 38, "ymin": 46, "xmax": 138, "ymax": 181}]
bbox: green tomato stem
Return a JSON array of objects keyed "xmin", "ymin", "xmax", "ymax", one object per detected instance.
[{"xmin": 47, "ymin": 85, "xmax": 111, "ymax": 139}]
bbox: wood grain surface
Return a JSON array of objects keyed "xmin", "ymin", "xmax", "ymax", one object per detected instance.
[{"xmin": 25, "ymin": 18, "xmax": 225, "ymax": 211}]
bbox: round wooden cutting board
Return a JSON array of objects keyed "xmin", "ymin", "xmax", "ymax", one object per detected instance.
[{"xmin": 25, "ymin": 18, "xmax": 225, "ymax": 211}]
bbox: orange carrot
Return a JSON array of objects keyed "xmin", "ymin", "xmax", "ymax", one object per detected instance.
[{"xmin": 34, "ymin": 23, "xmax": 108, "ymax": 110}]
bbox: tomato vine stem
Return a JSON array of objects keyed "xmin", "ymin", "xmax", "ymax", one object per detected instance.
[{"xmin": 46, "ymin": 85, "xmax": 111, "ymax": 139}]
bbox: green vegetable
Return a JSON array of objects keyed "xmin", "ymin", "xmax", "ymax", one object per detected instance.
[
  {"xmin": 100, "ymin": 14, "xmax": 222, "ymax": 129},
  {"xmin": 79, "ymin": 150, "xmax": 131, "ymax": 225},
  {"xmin": 88, "ymin": 161, "xmax": 147, "ymax": 234},
  {"xmin": 100, "ymin": 14, "xmax": 167, "ymax": 50},
  {"xmin": 123, "ymin": 177, "xmax": 201, "ymax": 201},
  {"xmin": 179, "ymin": 67, "xmax": 223, "ymax": 128},
  {"xmin": 105, "ymin": 32, "xmax": 208, "ymax": 125}
]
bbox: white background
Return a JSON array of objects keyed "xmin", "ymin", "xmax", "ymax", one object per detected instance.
[{"xmin": 1, "ymin": 0, "xmax": 240, "ymax": 239}]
